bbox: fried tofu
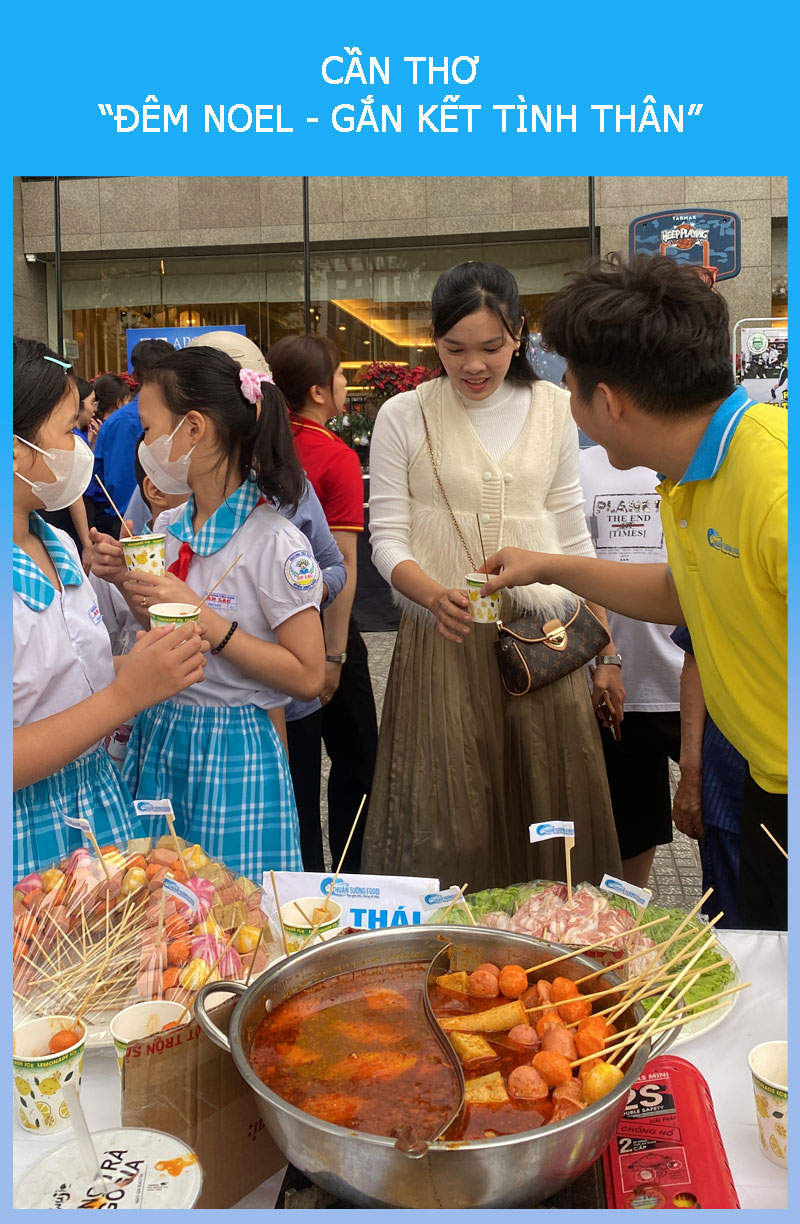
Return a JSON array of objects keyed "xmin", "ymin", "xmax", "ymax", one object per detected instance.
[
  {"xmin": 436, "ymin": 971, "xmax": 469, "ymax": 993},
  {"xmin": 465, "ymin": 1071, "xmax": 510, "ymax": 1104},
  {"xmin": 449, "ymin": 1033, "xmax": 498, "ymax": 1064},
  {"xmin": 439, "ymin": 999, "xmax": 528, "ymax": 1032}
]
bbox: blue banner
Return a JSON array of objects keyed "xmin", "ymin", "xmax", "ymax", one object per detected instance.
[{"xmin": 125, "ymin": 325, "xmax": 245, "ymax": 371}]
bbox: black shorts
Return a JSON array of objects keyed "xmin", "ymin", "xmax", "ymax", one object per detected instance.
[
  {"xmin": 738, "ymin": 772, "xmax": 787, "ymax": 930},
  {"xmin": 600, "ymin": 711, "xmax": 681, "ymax": 860}
]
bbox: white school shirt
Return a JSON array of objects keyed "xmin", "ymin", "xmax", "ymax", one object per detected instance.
[
  {"xmin": 13, "ymin": 524, "xmax": 115, "ymax": 754},
  {"xmin": 94, "ymin": 576, "xmax": 141, "ymax": 655},
  {"xmin": 579, "ymin": 446, "xmax": 681, "ymax": 712},
  {"xmin": 155, "ymin": 495, "xmax": 322, "ymax": 711}
]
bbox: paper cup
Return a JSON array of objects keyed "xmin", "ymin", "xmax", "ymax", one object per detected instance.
[
  {"xmin": 13, "ymin": 1015, "xmax": 86, "ymax": 1135},
  {"xmin": 109, "ymin": 1000, "xmax": 188, "ymax": 1075},
  {"xmin": 465, "ymin": 573, "xmax": 502, "ymax": 623},
  {"xmin": 121, "ymin": 533, "xmax": 166, "ymax": 575},
  {"xmin": 748, "ymin": 1040, "xmax": 788, "ymax": 1167},
  {"xmin": 149, "ymin": 602, "xmax": 200, "ymax": 628},
  {"xmin": 13, "ymin": 1126, "xmax": 203, "ymax": 1208},
  {"xmin": 281, "ymin": 897, "xmax": 342, "ymax": 953}
]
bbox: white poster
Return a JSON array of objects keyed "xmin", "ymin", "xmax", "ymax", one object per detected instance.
[
  {"xmin": 741, "ymin": 327, "xmax": 788, "ymax": 409},
  {"xmin": 266, "ymin": 871, "xmax": 449, "ymax": 931}
]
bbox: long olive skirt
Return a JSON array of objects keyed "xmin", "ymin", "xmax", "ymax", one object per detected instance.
[{"xmin": 361, "ymin": 612, "xmax": 622, "ymax": 892}]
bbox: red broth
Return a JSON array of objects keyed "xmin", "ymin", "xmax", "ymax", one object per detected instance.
[{"xmin": 248, "ymin": 962, "xmax": 460, "ymax": 1140}]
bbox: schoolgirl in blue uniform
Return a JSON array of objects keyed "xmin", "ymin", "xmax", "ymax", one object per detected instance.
[
  {"xmin": 12, "ymin": 338, "xmax": 207, "ymax": 879},
  {"xmin": 115, "ymin": 346, "xmax": 326, "ymax": 878}
]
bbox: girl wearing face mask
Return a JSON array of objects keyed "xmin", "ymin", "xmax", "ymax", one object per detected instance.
[
  {"xmin": 361, "ymin": 263, "xmax": 623, "ymax": 890},
  {"xmin": 12, "ymin": 337, "xmax": 207, "ymax": 878},
  {"xmin": 101, "ymin": 346, "xmax": 326, "ymax": 879}
]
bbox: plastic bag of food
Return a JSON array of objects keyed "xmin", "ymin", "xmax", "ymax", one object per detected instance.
[{"xmin": 12, "ymin": 835, "xmax": 281, "ymax": 1030}]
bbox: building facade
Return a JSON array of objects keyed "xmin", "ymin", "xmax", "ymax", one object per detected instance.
[{"xmin": 14, "ymin": 176, "xmax": 787, "ymax": 380}]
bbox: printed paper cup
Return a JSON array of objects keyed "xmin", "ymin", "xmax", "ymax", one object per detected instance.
[
  {"xmin": 466, "ymin": 573, "xmax": 502, "ymax": 623},
  {"xmin": 13, "ymin": 1015, "xmax": 86, "ymax": 1134},
  {"xmin": 280, "ymin": 897, "xmax": 342, "ymax": 953},
  {"xmin": 748, "ymin": 1040, "xmax": 788, "ymax": 1167},
  {"xmin": 13, "ymin": 1126, "xmax": 203, "ymax": 1208},
  {"xmin": 109, "ymin": 1000, "xmax": 188, "ymax": 1075},
  {"xmin": 121, "ymin": 533, "xmax": 166, "ymax": 575},
  {"xmin": 149, "ymin": 602, "xmax": 200, "ymax": 628}
]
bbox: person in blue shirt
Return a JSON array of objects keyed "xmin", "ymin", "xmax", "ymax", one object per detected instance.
[{"xmin": 90, "ymin": 340, "xmax": 175, "ymax": 537}]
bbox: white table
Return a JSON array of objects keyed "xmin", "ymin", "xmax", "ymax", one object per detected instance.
[{"xmin": 13, "ymin": 930, "xmax": 787, "ymax": 1209}]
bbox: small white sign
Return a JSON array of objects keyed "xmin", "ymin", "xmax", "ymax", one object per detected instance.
[
  {"xmin": 134, "ymin": 799, "xmax": 176, "ymax": 818},
  {"xmin": 163, "ymin": 875, "xmax": 200, "ymax": 914},
  {"xmin": 529, "ymin": 820, "xmax": 575, "ymax": 844},
  {"xmin": 600, "ymin": 873, "xmax": 652, "ymax": 910},
  {"xmin": 61, "ymin": 813, "xmax": 91, "ymax": 832}
]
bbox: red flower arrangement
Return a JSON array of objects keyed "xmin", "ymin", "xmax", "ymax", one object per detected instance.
[{"xmin": 354, "ymin": 361, "xmax": 438, "ymax": 395}]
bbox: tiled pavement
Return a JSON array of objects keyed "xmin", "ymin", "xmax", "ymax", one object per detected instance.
[{"xmin": 320, "ymin": 632, "xmax": 703, "ymax": 910}]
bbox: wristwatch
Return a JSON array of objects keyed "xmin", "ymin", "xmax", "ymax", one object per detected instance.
[
  {"xmin": 326, "ymin": 652, "xmax": 347, "ymax": 665},
  {"xmin": 597, "ymin": 653, "xmax": 623, "ymax": 666}
]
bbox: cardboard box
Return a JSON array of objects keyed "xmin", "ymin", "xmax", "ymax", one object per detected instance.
[{"xmin": 120, "ymin": 998, "xmax": 285, "ymax": 1208}]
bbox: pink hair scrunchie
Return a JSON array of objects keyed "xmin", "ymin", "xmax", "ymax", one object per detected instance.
[{"xmin": 239, "ymin": 366, "xmax": 274, "ymax": 404}]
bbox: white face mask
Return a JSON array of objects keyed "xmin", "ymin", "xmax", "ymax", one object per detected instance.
[
  {"xmin": 14, "ymin": 433, "xmax": 96, "ymax": 511},
  {"xmin": 137, "ymin": 417, "xmax": 195, "ymax": 496}
]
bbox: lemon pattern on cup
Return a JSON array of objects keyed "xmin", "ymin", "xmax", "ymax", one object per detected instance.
[
  {"xmin": 755, "ymin": 1093, "xmax": 769, "ymax": 1118},
  {"xmin": 769, "ymin": 1134, "xmax": 785, "ymax": 1159},
  {"xmin": 39, "ymin": 1074, "xmax": 61, "ymax": 1096}
]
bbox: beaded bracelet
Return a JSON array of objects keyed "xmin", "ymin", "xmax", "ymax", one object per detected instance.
[{"xmin": 211, "ymin": 621, "xmax": 239, "ymax": 655}]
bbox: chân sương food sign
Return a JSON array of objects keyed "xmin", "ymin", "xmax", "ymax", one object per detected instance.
[{"xmin": 629, "ymin": 209, "xmax": 741, "ymax": 282}]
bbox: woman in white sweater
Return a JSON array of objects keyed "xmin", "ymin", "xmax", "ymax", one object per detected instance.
[{"xmin": 361, "ymin": 262, "xmax": 623, "ymax": 889}]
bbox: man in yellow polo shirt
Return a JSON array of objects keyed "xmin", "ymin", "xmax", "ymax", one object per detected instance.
[{"xmin": 480, "ymin": 254, "xmax": 787, "ymax": 929}]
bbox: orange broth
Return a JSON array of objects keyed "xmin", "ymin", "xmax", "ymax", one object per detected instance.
[{"xmin": 248, "ymin": 961, "xmax": 460, "ymax": 1139}]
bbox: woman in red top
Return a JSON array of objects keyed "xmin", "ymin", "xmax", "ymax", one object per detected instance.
[{"xmin": 268, "ymin": 335, "xmax": 378, "ymax": 872}]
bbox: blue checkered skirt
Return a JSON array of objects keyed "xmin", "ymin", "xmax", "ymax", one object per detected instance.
[
  {"xmin": 121, "ymin": 700, "xmax": 303, "ymax": 878},
  {"xmin": 14, "ymin": 747, "xmax": 145, "ymax": 879}
]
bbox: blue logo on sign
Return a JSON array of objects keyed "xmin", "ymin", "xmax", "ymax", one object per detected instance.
[{"xmin": 707, "ymin": 528, "xmax": 739, "ymax": 559}]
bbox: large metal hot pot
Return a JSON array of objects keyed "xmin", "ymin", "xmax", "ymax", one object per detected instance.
[{"xmin": 195, "ymin": 926, "xmax": 675, "ymax": 1208}]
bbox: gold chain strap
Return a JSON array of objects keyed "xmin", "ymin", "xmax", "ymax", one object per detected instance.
[{"xmin": 420, "ymin": 404, "xmax": 477, "ymax": 571}]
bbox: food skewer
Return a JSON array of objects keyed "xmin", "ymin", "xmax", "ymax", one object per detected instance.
[
  {"xmin": 564, "ymin": 956, "xmax": 735, "ymax": 1027},
  {"xmin": 269, "ymin": 870, "xmax": 290, "ymax": 957},
  {"xmin": 192, "ymin": 553, "xmax": 244, "ymax": 613},
  {"xmin": 760, "ymin": 823, "xmax": 788, "ymax": 859},
  {"xmin": 603, "ymin": 912, "xmax": 724, "ymax": 1024},
  {"xmin": 604, "ymin": 932, "xmax": 719, "ymax": 1064},
  {"xmin": 94, "ymin": 477, "xmax": 134, "ymax": 539},
  {"xmin": 300, "ymin": 794, "xmax": 368, "ymax": 950},
  {"xmin": 600, "ymin": 978, "xmax": 752, "ymax": 1054},
  {"xmin": 570, "ymin": 982, "xmax": 752, "ymax": 1069},
  {"xmin": 575, "ymin": 915, "xmax": 723, "ymax": 986}
]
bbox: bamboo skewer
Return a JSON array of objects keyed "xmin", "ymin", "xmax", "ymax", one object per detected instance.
[
  {"xmin": 192, "ymin": 553, "xmax": 244, "ymax": 613},
  {"xmin": 524, "ymin": 914, "xmax": 670, "ymax": 975},
  {"xmin": 300, "ymin": 794, "xmax": 368, "ymax": 950},
  {"xmin": 165, "ymin": 811, "xmax": 189, "ymax": 877},
  {"xmin": 607, "ymin": 969, "xmax": 705, "ymax": 1067},
  {"xmin": 575, "ymin": 918, "xmax": 722, "ymax": 987},
  {"xmin": 604, "ymin": 913, "xmax": 724, "ymax": 1025},
  {"xmin": 475, "ymin": 514, "xmax": 488, "ymax": 570},
  {"xmin": 94, "ymin": 477, "xmax": 134, "ymax": 538},
  {"xmin": 605, "ymin": 932, "xmax": 719, "ymax": 1063},
  {"xmin": 761, "ymin": 823, "xmax": 788, "ymax": 859},
  {"xmin": 244, "ymin": 924, "xmax": 267, "ymax": 987},
  {"xmin": 437, "ymin": 883, "xmax": 470, "ymax": 926},
  {"xmin": 565, "ymin": 957, "xmax": 735, "ymax": 1027},
  {"xmin": 269, "ymin": 870, "xmax": 290, "ymax": 957},
  {"xmin": 571, "ymin": 982, "xmax": 752, "ymax": 1069},
  {"xmin": 605, "ymin": 978, "xmax": 751, "ymax": 1050}
]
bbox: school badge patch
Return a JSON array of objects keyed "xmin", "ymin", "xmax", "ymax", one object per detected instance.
[{"xmin": 284, "ymin": 550, "xmax": 320, "ymax": 590}]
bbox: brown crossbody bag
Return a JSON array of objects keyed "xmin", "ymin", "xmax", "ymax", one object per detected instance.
[{"xmin": 421, "ymin": 405, "xmax": 609, "ymax": 696}]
